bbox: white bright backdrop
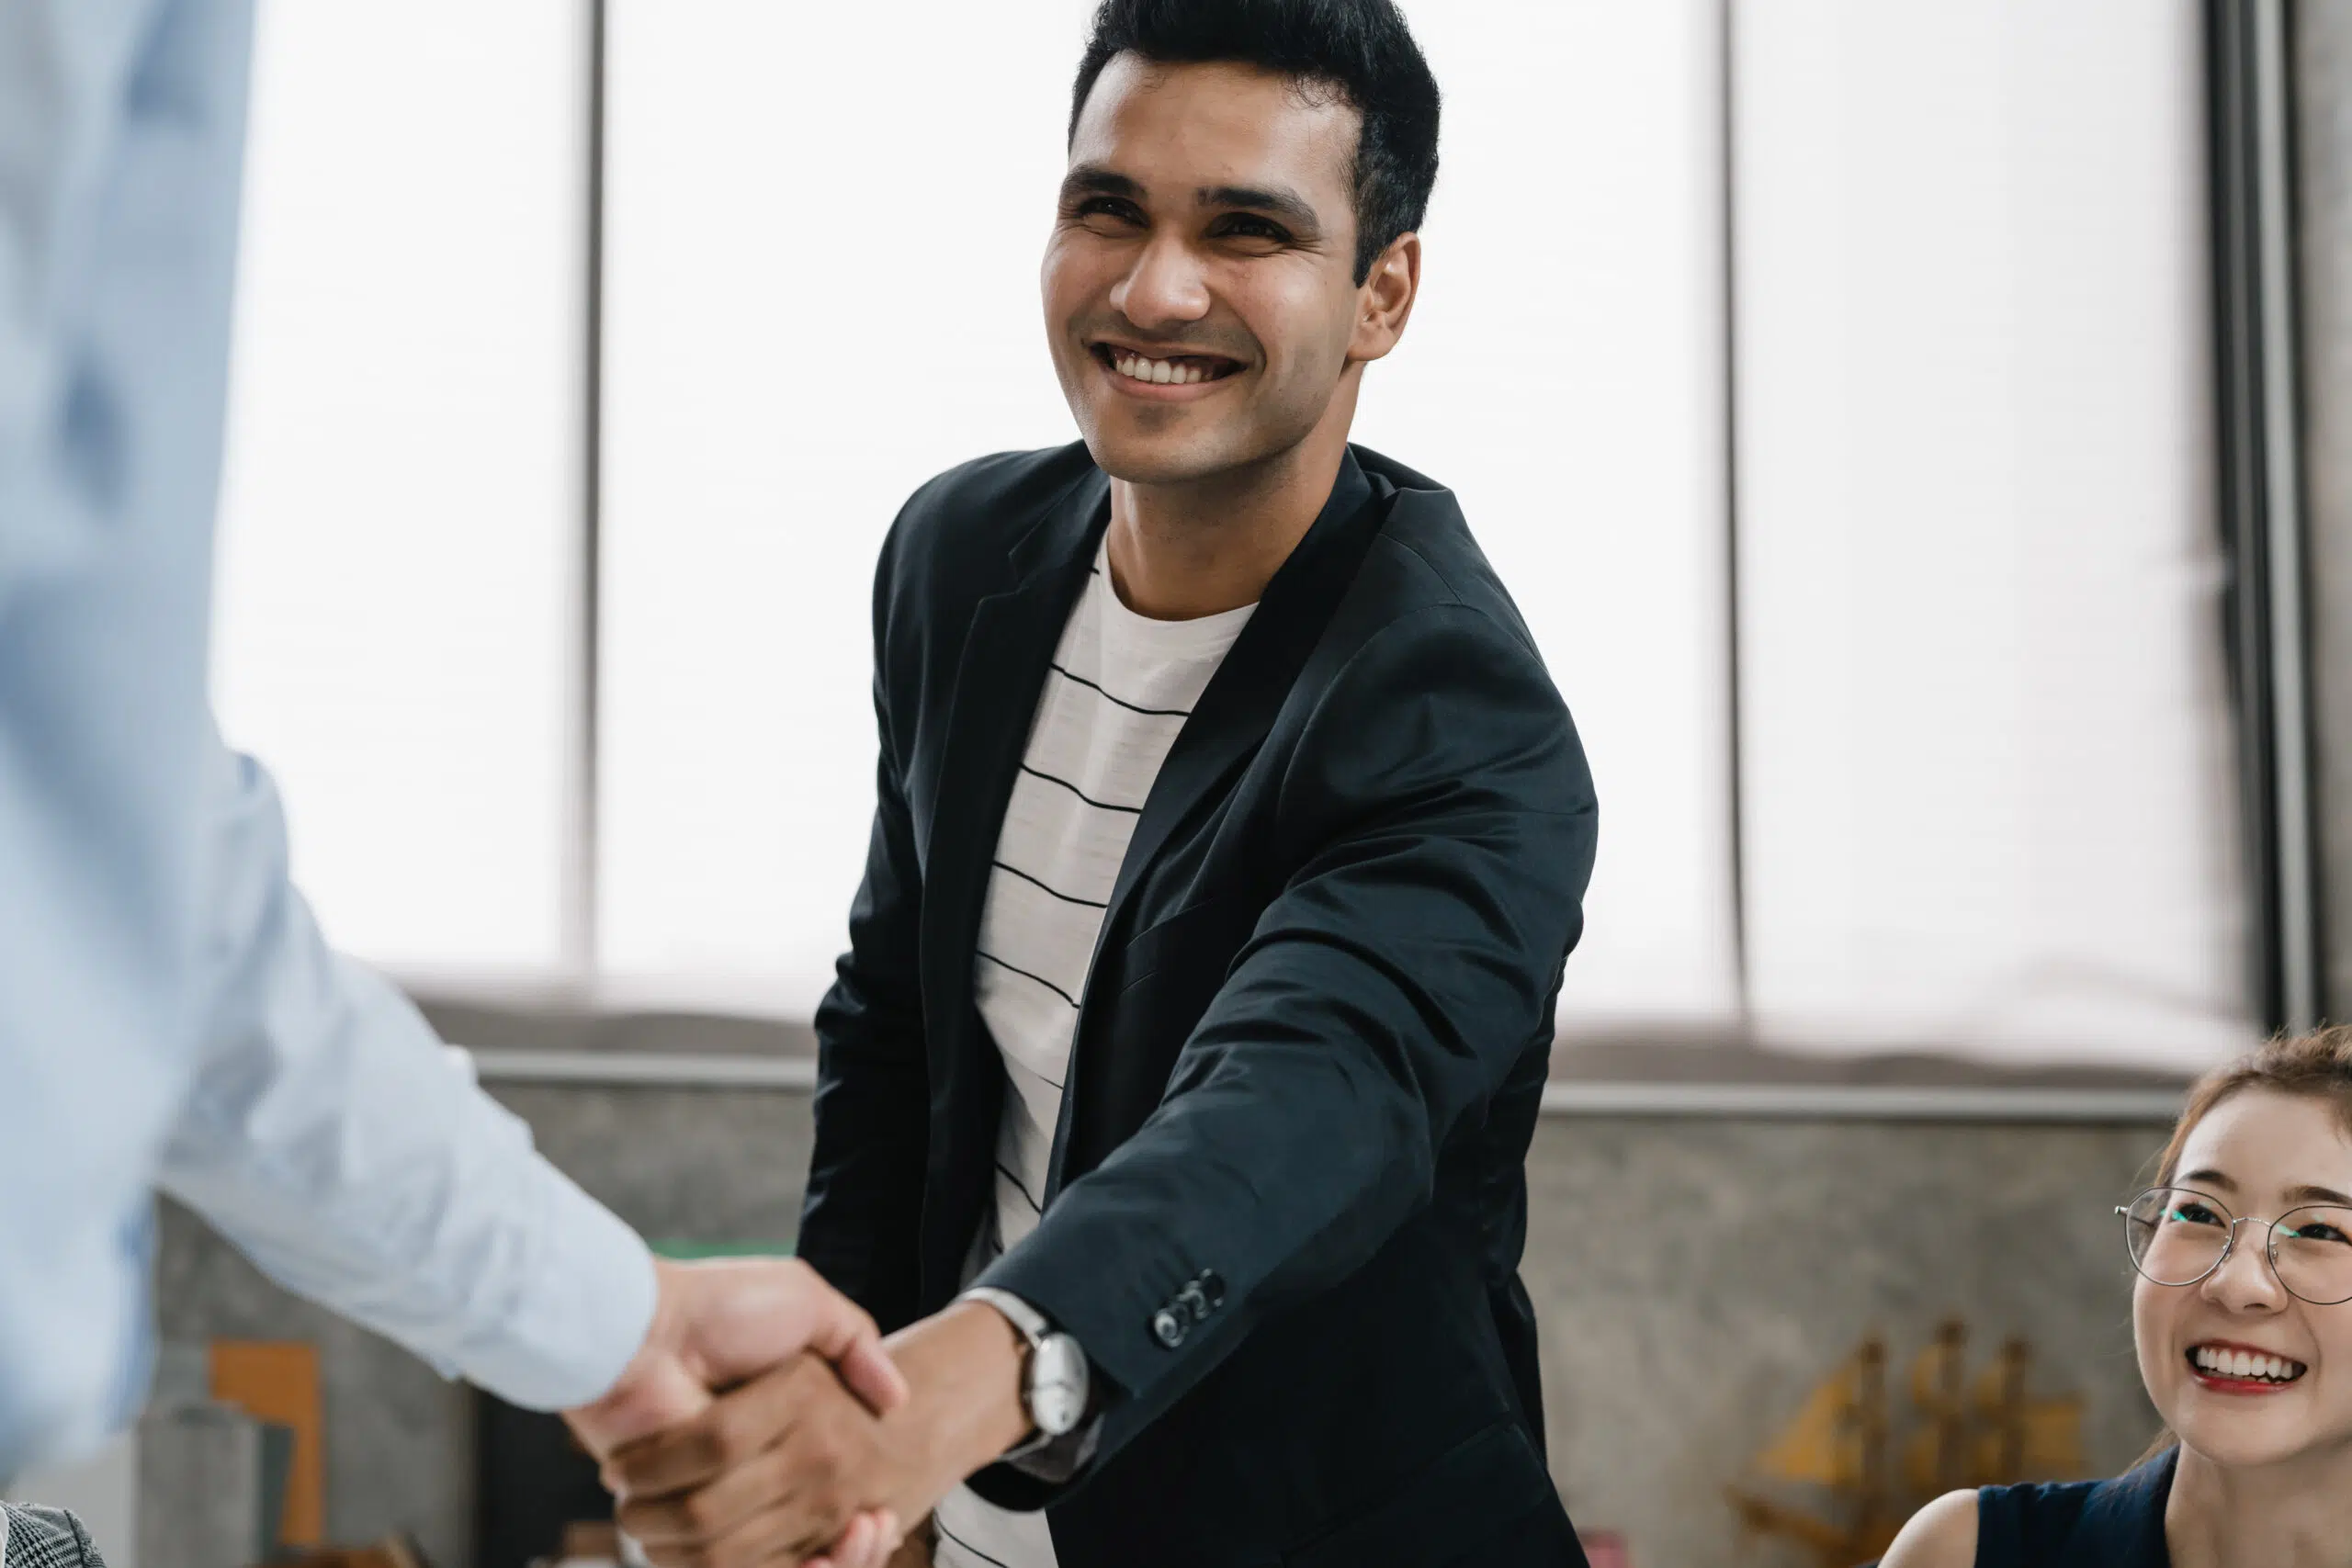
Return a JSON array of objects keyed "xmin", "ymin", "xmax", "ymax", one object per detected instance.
[
  {"xmin": 212, "ymin": 2, "xmax": 585, "ymax": 977},
  {"xmin": 209, "ymin": 0, "xmax": 2252, "ymax": 1069},
  {"xmin": 1351, "ymin": 0, "xmax": 1739, "ymax": 1032},
  {"xmin": 1732, "ymin": 0, "xmax": 2247, "ymax": 1067},
  {"xmin": 596, "ymin": 0, "xmax": 1742, "ymax": 1030},
  {"xmin": 595, "ymin": 0, "xmax": 1097, "ymax": 1011}
]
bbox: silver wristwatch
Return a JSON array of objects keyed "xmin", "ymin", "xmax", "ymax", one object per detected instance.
[{"xmin": 959, "ymin": 1286, "xmax": 1091, "ymax": 1456}]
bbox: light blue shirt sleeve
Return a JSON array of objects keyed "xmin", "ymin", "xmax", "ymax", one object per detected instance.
[
  {"xmin": 0, "ymin": 0, "xmax": 653, "ymax": 1478},
  {"xmin": 158, "ymin": 739, "xmax": 659, "ymax": 1417}
]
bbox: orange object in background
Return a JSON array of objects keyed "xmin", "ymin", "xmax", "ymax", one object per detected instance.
[
  {"xmin": 210, "ymin": 1340, "xmax": 324, "ymax": 1546},
  {"xmin": 276, "ymin": 1540, "xmax": 424, "ymax": 1568}
]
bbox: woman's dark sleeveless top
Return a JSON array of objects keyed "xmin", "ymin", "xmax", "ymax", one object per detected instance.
[{"xmin": 1971, "ymin": 1447, "xmax": 2177, "ymax": 1567}]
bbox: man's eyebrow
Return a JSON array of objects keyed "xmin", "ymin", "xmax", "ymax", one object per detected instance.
[
  {"xmin": 1060, "ymin": 164, "xmax": 1143, "ymax": 204},
  {"xmin": 1198, "ymin": 183, "xmax": 1322, "ymax": 232},
  {"xmin": 1059, "ymin": 164, "xmax": 1323, "ymax": 235}
]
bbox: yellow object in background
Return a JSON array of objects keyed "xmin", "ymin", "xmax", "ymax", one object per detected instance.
[{"xmin": 210, "ymin": 1340, "xmax": 324, "ymax": 1546}]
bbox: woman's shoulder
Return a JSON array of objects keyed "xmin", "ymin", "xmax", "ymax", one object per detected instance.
[
  {"xmin": 1882, "ymin": 1450, "xmax": 2178, "ymax": 1568},
  {"xmin": 1878, "ymin": 1488, "xmax": 1981, "ymax": 1568},
  {"xmin": 1, "ymin": 1502, "xmax": 109, "ymax": 1568}
]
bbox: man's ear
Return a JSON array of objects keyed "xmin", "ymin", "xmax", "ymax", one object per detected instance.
[{"xmin": 1348, "ymin": 231, "xmax": 1422, "ymax": 366}]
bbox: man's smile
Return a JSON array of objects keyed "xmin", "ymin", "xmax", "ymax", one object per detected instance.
[{"xmin": 1090, "ymin": 339, "xmax": 1246, "ymax": 395}]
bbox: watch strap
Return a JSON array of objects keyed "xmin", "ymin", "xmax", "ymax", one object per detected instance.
[
  {"xmin": 958, "ymin": 1286, "xmax": 1051, "ymax": 1348},
  {"xmin": 956, "ymin": 1287, "xmax": 1059, "ymax": 1461}
]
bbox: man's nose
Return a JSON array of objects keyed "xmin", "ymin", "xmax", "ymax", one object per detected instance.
[{"xmin": 1110, "ymin": 235, "xmax": 1212, "ymax": 332}]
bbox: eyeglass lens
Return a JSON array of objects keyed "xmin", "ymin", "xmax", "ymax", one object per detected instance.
[{"xmin": 2122, "ymin": 1187, "xmax": 2352, "ymax": 1305}]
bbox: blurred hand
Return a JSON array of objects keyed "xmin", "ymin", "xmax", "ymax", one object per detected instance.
[
  {"xmin": 606, "ymin": 1301, "xmax": 1032, "ymax": 1568},
  {"xmin": 564, "ymin": 1257, "xmax": 913, "ymax": 1568},
  {"xmin": 885, "ymin": 1517, "xmax": 936, "ymax": 1568}
]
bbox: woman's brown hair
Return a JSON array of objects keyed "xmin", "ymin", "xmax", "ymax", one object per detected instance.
[
  {"xmin": 2132, "ymin": 1024, "xmax": 2352, "ymax": 1461},
  {"xmin": 2145, "ymin": 1025, "xmax": 2352, "ymax": 1190}
]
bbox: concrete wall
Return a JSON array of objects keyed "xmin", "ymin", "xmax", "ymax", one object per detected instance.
[
  {"xmin": 151, "ymin": 1084, "xmax": 2173, "ymax": 1568},
  {"xmin": 1530, "ymin": 1116, "xmax": 2161, "ymax": 1564}
]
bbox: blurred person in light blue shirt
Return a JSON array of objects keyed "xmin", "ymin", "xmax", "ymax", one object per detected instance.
[{"xmin": 0, "ymin": 7, "xmax": 906, "ymax": 1555}]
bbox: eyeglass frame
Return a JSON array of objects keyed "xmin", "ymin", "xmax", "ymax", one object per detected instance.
[{"xmin": 2115, "ymin": 1184, "xmax": 2352, "ymax": 1306}]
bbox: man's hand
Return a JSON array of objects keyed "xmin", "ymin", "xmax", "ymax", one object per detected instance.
[
  {"xmin": 886, "ymin": 1517, "xmax": 936, "ymax": 1567},
  {"xmin": 564, "ymin": 1257, "xmax": 915, "ymax": 1568},
  {"xmin": 605, "ymin": 1300, "xmax": 1035, "ymax": 1567}
]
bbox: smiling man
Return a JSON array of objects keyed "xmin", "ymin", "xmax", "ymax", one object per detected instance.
[{"xmin": 597, "ymin": 4, "xmax": 1598, "ymax": 1565}]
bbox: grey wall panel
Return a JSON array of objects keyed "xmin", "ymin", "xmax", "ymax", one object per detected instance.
[
  {"xmin": 153, "ymin": 1206, "xmax": 473, "ymax": 1567},
  {"xmin": 490, "ymin": 1083, "xmax": 818, "ymax": 1247},
  {"xmin": 1529, "ymin": 1117, "xmax": 2162, "ymax": 1563}
]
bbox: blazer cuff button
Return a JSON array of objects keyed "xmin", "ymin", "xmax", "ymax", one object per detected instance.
[{"xmin": 1151, "ymin": 1308, "xmax": 1187, "ymax": 1348}]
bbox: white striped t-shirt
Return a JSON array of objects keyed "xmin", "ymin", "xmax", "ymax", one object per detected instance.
[{"xmin": 931, "ymin": 538, "xmax": 1254, "ymax": 1568}]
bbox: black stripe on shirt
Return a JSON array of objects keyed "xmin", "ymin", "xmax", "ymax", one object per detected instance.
[
  {"xmin": 936, "ymin": 1519, "xmax": 1014, "ymax": 1568},
  {"xmin": 977, "ymin": 950, "xmax": 1080, "ymax": 1009},
  {"xmin": 995, "ymin": 1161, "xmax": 1044, "ymax": 1213},
  {"xmin": 1048, "ymin": 661, "xmax": 1193, "ymax": 718},
  {"xmin": 990, "ymin": 859, "xmax": 1109, "ymax": 909},
  {"xmin": 1018, "ymin": 763, "xmax": 1144, "ymax": 815}
]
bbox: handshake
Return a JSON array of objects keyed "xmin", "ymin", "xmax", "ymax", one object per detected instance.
[{"xmin": 563, "ymin": 1258, "xmax": 1038, "ymax": 1568}]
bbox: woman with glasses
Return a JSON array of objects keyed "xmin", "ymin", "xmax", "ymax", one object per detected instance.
[{"xmin": 1881, "ymin": 1026, "xmax": 2352, "ymax": 1567}]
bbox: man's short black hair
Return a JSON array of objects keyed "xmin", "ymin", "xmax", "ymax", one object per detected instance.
[{"xmin": 1069, "ymin": 0, "xmax": 1442, "ymax": 285}]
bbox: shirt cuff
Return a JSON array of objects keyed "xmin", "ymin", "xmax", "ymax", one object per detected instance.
[
  {"xmin": 444, "ymin": 1161, "xmax": 658, "ymax": 1411},
  {"xmin": 1003, "ymin": 1408, "xmax": 1104, "ymax": 1484}
]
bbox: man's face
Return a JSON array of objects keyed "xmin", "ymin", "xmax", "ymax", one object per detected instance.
[{"xmin": 1044, "ymin": 55, "xmax": 1372, "ymax": 486}]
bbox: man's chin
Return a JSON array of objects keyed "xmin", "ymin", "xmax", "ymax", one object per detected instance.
[
  {"xmin": 1079, "ymin": 420, "xmax": 1276, "ymax": 489},
  {"xmin": 1082, "ymin": 437, "xmax": 1225, "ymax": 487}
]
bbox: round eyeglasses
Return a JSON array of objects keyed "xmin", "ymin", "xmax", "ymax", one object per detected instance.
[{"xmin": 2117, "ymin": 1186, "xmax": 2352, "ymax": 1305}]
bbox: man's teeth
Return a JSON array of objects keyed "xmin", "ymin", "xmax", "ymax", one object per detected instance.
[
  {"xmin": 2191, "ymin": 1345, "xmax": 2307, "ymax": 1382},
  {"xmin": 1112, "ymin": 352, "xmax": 1223, "ymax": 386}
]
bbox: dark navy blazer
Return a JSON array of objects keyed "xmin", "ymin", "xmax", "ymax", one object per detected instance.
[{"xmin": 795, "ymin": 444, "xmax": 1598, "ymax": 1568}]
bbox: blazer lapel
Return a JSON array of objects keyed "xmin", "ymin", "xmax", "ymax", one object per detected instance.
[
  {"xmin": 1044, "ymin": 449, "xmax": 1389, "ymax": 1197},
  {"xmin": 917, "ymin": 468, "xmax": 1111, "ymax": 1135}
]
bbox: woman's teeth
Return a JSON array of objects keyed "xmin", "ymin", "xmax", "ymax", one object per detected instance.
[
  {"xmin": 2190, "ymin": 1345, "xmax": 2308, "ymax": 1382},
  {"xmin": 1111, "ymin": 352, "xmax": 1227, "ymax": 386}
]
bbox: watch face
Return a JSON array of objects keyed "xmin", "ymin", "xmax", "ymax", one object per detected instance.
[{"xmin": 1030, "ymin": 1334, "xmax": 1090, "ymax": 1436}]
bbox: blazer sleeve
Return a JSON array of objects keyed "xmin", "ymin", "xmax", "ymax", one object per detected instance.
[
  {"xmin": 970, "ymin": 602, "xmax": 1597, "ymax": 1489},
  {"xmin": 794, "ymin": 525, "xmax": 933, "ymax": 1332}
]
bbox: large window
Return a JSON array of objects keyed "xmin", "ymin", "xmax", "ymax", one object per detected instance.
[
  {"xmin": 595, "ymin": 2, "xmax": 1096, "ymax": 1013},
  {"xmin": 212, "ymin": 3, "xmax": 587, "ymax": 979},
  {"xmin": 1350, "ymin": 1, "xmax": 1739, "ymax": 1032},
  {"xmin": 1731, "ymin": 0, "xmax": 2247, "ymax": 1067},
  {"xmin": 211, "ymin": 0, "xmax": 2254, "ymax": 1072}
]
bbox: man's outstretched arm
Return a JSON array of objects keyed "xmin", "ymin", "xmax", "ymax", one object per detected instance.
[
  {"xmin": 0, "ymin": 3, "xmax": 903, "ymax": 1529},
  {"xmin": 157, "ymin": 739, "xmax": 910, "ymax": 1564}
]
